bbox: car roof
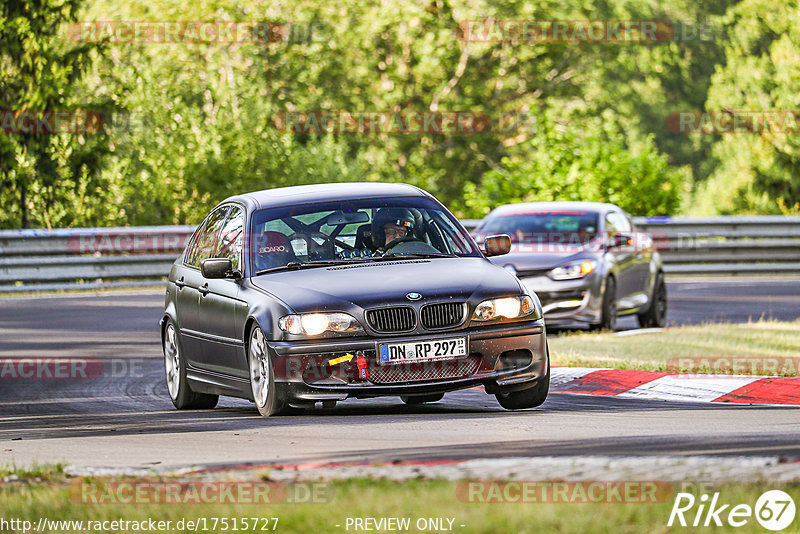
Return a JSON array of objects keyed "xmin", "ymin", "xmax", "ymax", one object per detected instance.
[
  {"xmin": 220, "ymin": 182, "xmax": 430, "ymax": 211},
  {"xmin": 487, "ymin": 201, "xmax": 622, "ymax": 216}
]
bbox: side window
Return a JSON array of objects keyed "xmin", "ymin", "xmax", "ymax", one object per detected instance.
[
  {"xmin": 605, "ymin": 212, "xmax": 630, "ymax": 234},
  {"xmin": 215, "ymin": 206, "xmax": 244, "ymax": 271},
  {"xmin": 183, "ymin": 226, "xmax": 202, "ymax": 265},
  {"xmin": 625, "ymin": 213, "xmax": 636, "ymax": 232},
  {"xmin": 428, "ymin": 211, "xmax": 472, "ymax": 254},
  {"xmin": 190, "ymin": 207, "xmax": 230, "ymax": 267},
  {"xmin": 615, "ymin": 212, "xmax": 632, "ymax": 232},
  {"xmin": 604, "ymin": 213, "xmax": 619, "ymax": 236}
]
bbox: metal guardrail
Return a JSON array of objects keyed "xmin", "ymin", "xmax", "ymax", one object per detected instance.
[
  {"xmin": 1, "ymin": 216, "xmax": 798, "ymax": 292},
  {"xmin": 633, "ymin": 216, "xmax": 800, "ymax": 275},
  {"xmin": 0, "ymin": 226, "xmax": 195, "ymax": 292}
]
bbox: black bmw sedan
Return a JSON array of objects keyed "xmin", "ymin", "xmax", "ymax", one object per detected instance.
[{"xmin": 160, "ymin": 183, "xmax": 549, "ymax": 417}]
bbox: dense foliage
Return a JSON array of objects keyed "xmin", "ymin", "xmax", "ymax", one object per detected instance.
[{"xmin": 2, "ymin": 0, "xmax": 795, "ymax": 229}]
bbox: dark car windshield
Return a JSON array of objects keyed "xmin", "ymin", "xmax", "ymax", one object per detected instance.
[
  {"xmin": 479, "ymin": 210, "xmax": 600, "ymax": 245},
  {"xmin": 249, "ymin": 196, "xmax": 480, "ymax": 273}
]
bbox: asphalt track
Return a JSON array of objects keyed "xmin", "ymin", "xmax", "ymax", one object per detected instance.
[{"xmin": 1, "ymin": 279, "xmax": 799, "ymax": 470}]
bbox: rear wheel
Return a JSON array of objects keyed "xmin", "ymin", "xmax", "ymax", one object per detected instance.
[
  {"xmin": 495, "ymin": 344, "xmax": 550, "ymax": 410},
  {"xmin": 163, "ymin": 320, "xmax": 218, "ymax": 410},
  {"xmin": 401, "ymin": 393, "xmax": 445, "ymax": 405},
  {"xmin": 591, "ymin": 276, "xmax": 617, "ymax": 331},
  {"xmin": 637, "ymin": 272, "xmax": 667, "ymax": 328},
  {"xmin": 248, "ymin": 325, "xmax": 286, "ymax": 417}
]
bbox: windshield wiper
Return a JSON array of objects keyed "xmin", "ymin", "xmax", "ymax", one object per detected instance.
[
  {"xmin": 254, "ymin": 259, "xmax": 370, "ymax": 275},
  {"xmin": 373, "ymin": 252, "xmax": 457, "ymax": 261}
]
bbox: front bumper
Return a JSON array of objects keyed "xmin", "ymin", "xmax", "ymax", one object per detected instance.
[
  {"xmin": 518, "ymin": 274, "xmax": 602, "ymax": 326},
  {"xmin": 267, "ymin": 319, "xmax": 548, "ymax": 402}
]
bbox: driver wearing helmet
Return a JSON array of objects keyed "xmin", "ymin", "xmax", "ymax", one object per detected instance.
[{"xmin": 373, "ymin": 207, "xmax": 416, "ymax": 253}]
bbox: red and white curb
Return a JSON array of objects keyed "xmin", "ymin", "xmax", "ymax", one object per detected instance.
[{"xmin": 551, "ymin": 368, "xmax": 800, "ymax": 405}]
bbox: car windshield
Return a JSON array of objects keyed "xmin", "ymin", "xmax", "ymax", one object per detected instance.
[
  {"xmin": 479, "ymin": 210, "xmax": 600, "ymax": 245},
  {"xmin": 249, "ymin": 196, "xmax": 480, "ymax": 273}
]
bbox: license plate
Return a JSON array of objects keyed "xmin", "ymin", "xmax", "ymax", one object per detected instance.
[{"xmin": 378, "ymin": 337, "xmax": 467, "ymax": 365}]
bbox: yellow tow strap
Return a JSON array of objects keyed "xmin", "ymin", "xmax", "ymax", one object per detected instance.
[{"xmin": 328, "ymin": 353, "xmax": 355, "ymax": 366}]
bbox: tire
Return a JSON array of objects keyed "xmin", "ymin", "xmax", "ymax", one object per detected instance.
[
  {"xmin": 401, "ymin": 393, "xmax": 445, "ymax": 404},
  {"xmin": 591, "ymin": 276, "xmax": 617, "ymax": 331},
  {"xmin": 248, "ymin": 324, "xmax": 286, "ymax": 417},
  {"xmin": 163, "ymin": 320, "xmax": 219, "ymax": 410},
  {"xmin": 495, "ymin": 343, "xmax": 550, "ymax": 410},
  {"xmin": 637, "ymin": 272, "xmax": 667, "ymax": 328}
]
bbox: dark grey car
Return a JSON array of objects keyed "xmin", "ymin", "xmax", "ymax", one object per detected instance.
[
  {"xmin": 160, "ymin": 183, "xmax": 549, "ymax": 417},
  {"xmin": 473, "ymin": 202, "xmax": 667, "ymax": 330}
]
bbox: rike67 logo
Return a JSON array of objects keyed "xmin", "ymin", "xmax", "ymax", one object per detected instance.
[{"xmin": 668, "ymin": 490, "xmax": 796, "ymax": 531}]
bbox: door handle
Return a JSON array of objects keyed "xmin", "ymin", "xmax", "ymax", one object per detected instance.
[
  {"xmin": 175, "ymin": 277, "xmax": 185, "ymax": 289},
  {"xmin": 198, "ymin": 283, "xmax": 209, "ymax": 296}
]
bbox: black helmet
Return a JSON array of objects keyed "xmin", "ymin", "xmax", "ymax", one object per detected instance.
[{"xmin": 372, "ymin": 207, "xmax": 416, "ymax": 247}]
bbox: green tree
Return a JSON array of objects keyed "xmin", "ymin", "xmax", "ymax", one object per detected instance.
[
  {"xmin": 4, "ymin": 0, "xmax": 735, "ymax": 228},
  {"xmin": 0, "ymin": 0, "xmax": 112, "ymax": 228},
  {"xmin": 697, "ymin": 0, "xmax": 800, "ymax": 214},
  {"xmin": 463, "ymin": 109, "xmax": 687, "ymax": 217},
  {"xmin": 85, "ymin": 0, "xmax": 699, "ymax": 222}
]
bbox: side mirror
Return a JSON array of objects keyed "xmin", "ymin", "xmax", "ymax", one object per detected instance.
[
  {"xmin": 201, "ymin": 258, "xmax": 237, "ymax": 279},
  {"xmin": 483, "ymin": 234, "xmax": 511, "ymax": 257}
]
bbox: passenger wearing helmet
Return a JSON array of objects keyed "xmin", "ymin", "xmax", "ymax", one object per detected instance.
[{"xmin": 372, "ymin": 207, "xmax": 417, "ymax": 252}]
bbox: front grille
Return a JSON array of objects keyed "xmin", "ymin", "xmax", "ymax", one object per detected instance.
[
  {"xmin": 366, "ymin": 306, "xmax": 416, "ymax": 333},
  {"xmin": 369, "ymin": 356, "xmax": 481, "ymax": 384},
  {"xmin": 421, "ymin": 302, "xmax": 465, "ymax": 329}
]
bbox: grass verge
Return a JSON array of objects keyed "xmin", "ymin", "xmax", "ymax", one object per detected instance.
[
  {"xmin": 1, "ymin": 466, "xmax": 798, "ymax": 533},
  {"xmin": 0, "ymin": 463, "xmax": 65, "ymax": 480},
  {"xmin": 549, "ymin": 319, "xmax": 800, "ymax": 375}
]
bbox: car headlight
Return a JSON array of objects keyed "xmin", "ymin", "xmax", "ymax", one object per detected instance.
[
  {"xmin": 278, "ymin": 313, "xmax": 363, "ymax": 336},
  {"xmin": 472, "ymin": 296, "xmax": 536, "ymax": 321},
  {"xmin": 548, "ymin": 260, "xmax": 595, "ymax": 280}
]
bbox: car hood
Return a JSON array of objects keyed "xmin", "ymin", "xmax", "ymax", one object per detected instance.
[
  {"xmin": 490, "ymin": 245, "xmax": 600, "ymax": 272},
  {"xmin": 250, "ymin": 257, "xmax": 522, "ymax": 312}
]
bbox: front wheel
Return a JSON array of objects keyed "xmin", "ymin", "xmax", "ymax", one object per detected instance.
[
  {"xmin": 637, "ymin": 272, "xmax": 667, "ymax": 328},
  {"xmin": 248, "ymin": 325, "xmax": 286, "ymax": 417},
  {"xmin": 495, "ymin": 344, "xmax": 550, "ymax": 410},
  {"xmin": 591, "ymin": 276, "xmax": 617, "ymax": 331},
  {"xmin": 163, "ymin": 320, "xmax": 218, "ymax": 410}
]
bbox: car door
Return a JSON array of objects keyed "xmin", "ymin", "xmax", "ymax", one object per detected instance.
[
  {"xmin": 605, "ymin": 211, "xmax": 637, "ymax": 304},
  {"xmin": 174, "ymin": 225, "xmax": 203, "ymax": 367},
  {"xmin": 627, "ymin": 213, "xmax": 653, "ymax": 297},
  {"xmin": 196, "ymin": 204, "xmax": 250, "ymax": 377},
  {"xmin": 181, "ymin": 206, "xmax": 230, "ymax": 367}
]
